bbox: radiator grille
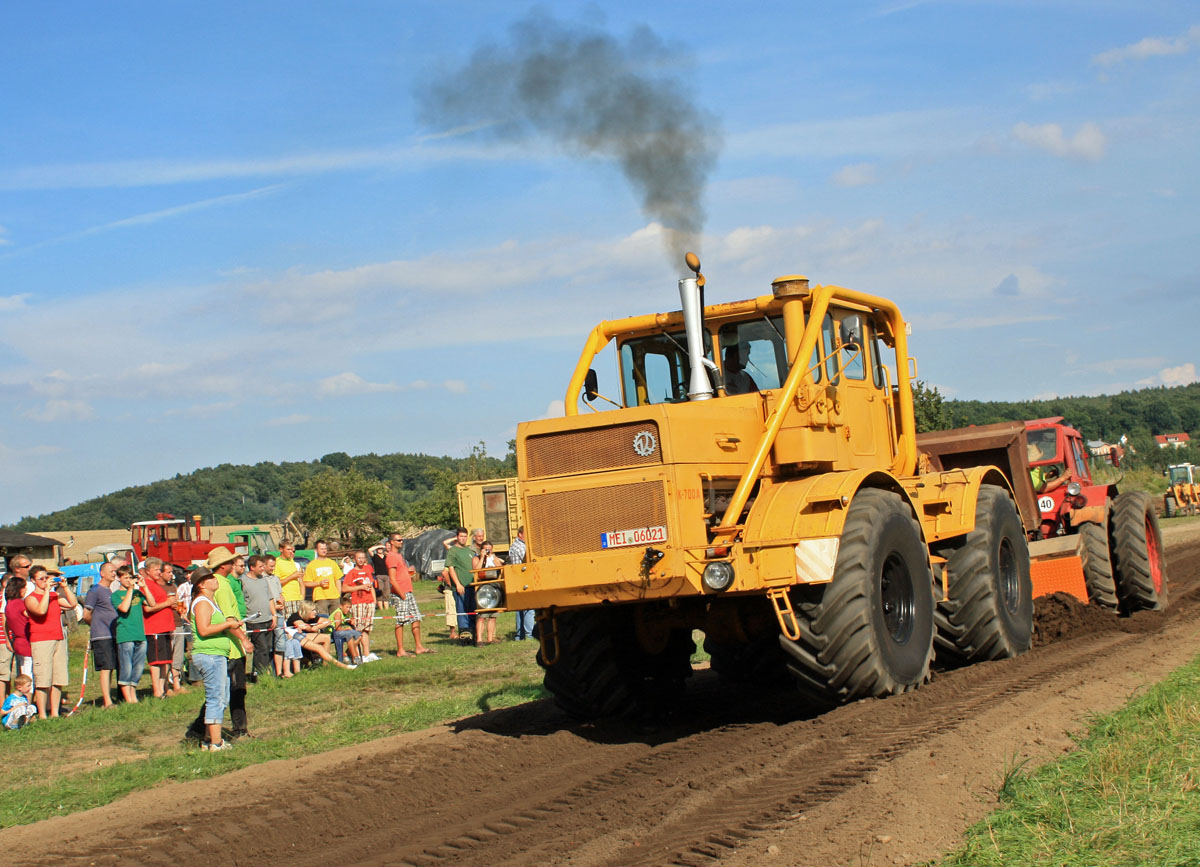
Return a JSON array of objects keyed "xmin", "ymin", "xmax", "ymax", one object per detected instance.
[
  {"xmin": 525, "ymin": 421, "xmax": 662, "ymax": 478},
  {"xmin": 527, "ymin": 480, "xmax": 666, "ymax": 557}
]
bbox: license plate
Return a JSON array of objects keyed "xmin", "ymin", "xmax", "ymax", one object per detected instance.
[
  {"xmin": 1038, "ymin": 495, "xmax": 1055, "ymax": 514},
  {"xmin": 601, "ymin": 525, "xmax": 667, "ymax": 549}
]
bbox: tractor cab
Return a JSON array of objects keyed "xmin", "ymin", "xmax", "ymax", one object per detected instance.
[
  {"xmin": 1168, "ymin": 464, "xmax": 1197, "ymax": 486},
  {"xmin": 1024, "ymin": 418, "xmax": 1115, "ymax": 537},
  {"xmin": 227, "ymin": 528, "xmax": 275, "ymax": 556}
]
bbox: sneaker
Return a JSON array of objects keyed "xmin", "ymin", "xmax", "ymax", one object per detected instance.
[
  {"xmin": 202, "ymin": 741, "xmax": 232, "ymax": 751},
  {"xmin": 364, "ymin": 653, "xmax": 380, "ymax": 662},
  {"xmin": 344, "ymin": 664, "xmax": 358, "ymax": 670}
]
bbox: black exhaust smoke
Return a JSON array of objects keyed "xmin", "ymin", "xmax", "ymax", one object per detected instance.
[{"xmin": 415, "ymin": 9, "xmax": 721, "ymax": 259}]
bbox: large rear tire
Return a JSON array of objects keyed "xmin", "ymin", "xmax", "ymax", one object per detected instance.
[
  {"xmin": 1110, "ymin": 491, "xmax": 1168, "ymax": 612},
  {"xmin": 933, "ymin": 485, "xmax": 1032, "ymax": 665},
  {"xmin": 539, "ymin": 607, "xmax": 695, "ymax": 721},
  {"xmin": 1164, "ymin": 495, "xmax": 1178, "ymax": 519},
  {"xmin": 779, "ymin": 488, "xmax": 934, "ymax": 708},
  {"xmin": 1078, "ymin": 521, "xmax": 1119, "ymax": 609}
]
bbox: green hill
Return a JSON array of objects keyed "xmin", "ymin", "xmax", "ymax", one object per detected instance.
[{"xmin": 4, "ymin": 446, "xmax": 514, "ymax": 532}]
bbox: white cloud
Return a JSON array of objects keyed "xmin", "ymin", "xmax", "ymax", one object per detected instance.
[
  {"xmin": 22, "ymin": 399, "xmax": 95, "ymax": 422},
  {"xmin": 915, "ymin": 312, "xmax": 1062, "ymax": 332},
  {"xmin": 0, "ymin": 225, "xmax": 10, "ymax": 246},
  {"xmin": 443, "ymin": 379, "xmax": 468, "ymax": 394},
  {"xmin": 542, "ymin": 400, "xmax": 565, "ymax": 418},
  {"xmin": 317, "ymin": 372, "xmax": 399, "ymax": 397},
  {"xmin": 1012, "ymin": 122, "xmax": 1106, "ymax": 161},
  {"xmin": 0, "ymin": 441, "xmax": 62, "ymax": 459},
  {"xmin": 832, "ymin": 163, "xmax": 878, "ymax": 187},
  {"xmin": 265, "ymin": 413, "xmax": 312, "ymax": 426},
  {"xmin": 1093, "ymin": 25, "xmax": 1200, "ymax": 67},
  {"xmin": 1137, "ymin": 363, "xmax": 1198, "ymax": 388},
  {"xmin": 0, "ymin": 293, "xmax": 30, "ymax": 312}
]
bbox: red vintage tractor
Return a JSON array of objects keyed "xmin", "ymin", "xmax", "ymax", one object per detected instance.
[
  {"xmin": 130, "ymin": 514, "xmax": 246, "ymax": 571},
  {"xmin": 917, "ymin": 417, "xmax": 1166, "ymax": 614}
]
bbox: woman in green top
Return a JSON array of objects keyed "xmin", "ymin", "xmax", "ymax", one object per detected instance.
[{"xmin": 190, "ymin": 570, "xmax": 240, "ymax": 751}]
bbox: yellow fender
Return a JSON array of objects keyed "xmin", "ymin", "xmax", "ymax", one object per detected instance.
[{"xmin": 741, "ymin": 465, "xmax": 1012, "ymax": 587}]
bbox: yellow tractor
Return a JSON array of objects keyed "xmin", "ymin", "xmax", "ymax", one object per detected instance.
[
  {"xmin": 1164, "ymin": 464, "xmax": 1200, "ymax": 518},
  {"xmin": 487, "ymin": 255, "xmax": 1034, "ymax": 719}
]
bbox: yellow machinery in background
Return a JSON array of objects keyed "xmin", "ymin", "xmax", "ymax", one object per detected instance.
[
  {"xmin": 1165, "ymin": 464, "xmax": 1200, "ymax": 518},
  {"xmin": 456, "ymin": 477, "xmax": 523, "ymax": 559},
  {"xmin": 489, "ymin": 254, "xmax": 1038, "ymax": 720}
]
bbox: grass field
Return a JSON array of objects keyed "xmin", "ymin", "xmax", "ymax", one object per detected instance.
[
  {"xmin": 935, "ymin": 654, "xmax": 1200, "ymax": 866},
  {"xmin": 0, "ymin": 580, "xmax": 547, "ymax": 827}
]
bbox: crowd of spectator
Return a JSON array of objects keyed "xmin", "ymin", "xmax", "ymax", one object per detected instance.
[{"xmin": 1, "ymin": 527, "xmax": 526, "ymax": 743}]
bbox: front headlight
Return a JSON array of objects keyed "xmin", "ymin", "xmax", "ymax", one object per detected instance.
[
  {"xmin": 1067, "ymin": 481, "xmax": 1082, "ymax": 497},
  {"xmin": 702, "ymin": 561, "xmax": 735, "ymax": 591},
  {"xmin": 475, "ymin": 582, "xmax": 504, "ymax": 610}
]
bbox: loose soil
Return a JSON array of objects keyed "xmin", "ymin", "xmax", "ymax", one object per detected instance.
[{"xmin": 5, "ymin": 523, "xmax": 1200, "ymax": 867}]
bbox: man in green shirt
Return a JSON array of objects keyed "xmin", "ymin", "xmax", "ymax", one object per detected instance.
[
  {"xmin": 186, "ymin": 548, "xmax": 252, "ymax": 741},
  {"xmin": 441, "ymin": 527, "xmax": 476, "ymax": 641}
]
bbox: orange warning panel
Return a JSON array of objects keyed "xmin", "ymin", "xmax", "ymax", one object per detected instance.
[{"xmin": 1030, "ymin": 554, "xmax": 1088, "ymax": 603}]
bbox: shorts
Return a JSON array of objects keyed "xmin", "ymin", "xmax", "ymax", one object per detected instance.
[
  {"xmin": 284, "ymin": 637, "xmax": 303, "ymax": 660},
  {"xmin": 171, "ymin": 631, "xmax": 186, "ymax": 671},
  {"xmin": 0, "ymin": 643, "xmax": 11, "ymax": 682},
  {"xmin": 146, "ymin": 632, "xmax": 173, "ymax": 666},
  {"xmin": 443, "ymin": 588, "xmax": 457, "ymax": 627},
  {"xmin": 91, "ymin": 637, "xmax": 118, "ymax": 672},
  {"xmin": 391, "ymin": 593, "xmax": 423, "ymax": 625},
  {"xmin": 477, "ymin": 610, "xmax": 498, "ymax": 620},
  {"xmin": 350, "ymin": 602, "xmax": 374, "ymax": 632},
  {"xmin": 313, "ymin": 598, "xmax": 337, "ymax": 616},
  {"xmin": 31, "ymin": 639, "xmax": 69, "ymax": 688},
  {"xmin": 282, "ymin": 599, "xmax": 303, "ymax": 617}
]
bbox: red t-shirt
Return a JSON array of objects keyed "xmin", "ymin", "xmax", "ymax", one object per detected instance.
[
  {"xmin": 5, "ymin": 598, "xmax": 32, "ymax": 656},
  {"xmin": 341, "ymin": 566, "xmax": 375, "ymax": 605},
  {"xmin": 141, "ymin": 579, "xmax": 176, "ymax": 635},
  {"xmin": 386, "ymin": 551, "xmax": 412, "ymax": 596},
  {"xmin": 0, "ymin": 601, "xmax": 6, "ymax": 646},
  {"xmin": 27, "ymin": 593, "xmax": 64, "ymax": 643}
]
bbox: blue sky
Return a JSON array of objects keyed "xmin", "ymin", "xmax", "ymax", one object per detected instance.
[{"xmin": 1, "ymin": 2, "xmax": 1197, "ymax": 523}]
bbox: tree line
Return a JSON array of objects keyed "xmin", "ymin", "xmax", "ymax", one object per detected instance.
[{"xmin": 5, "ymin": 443, "xmax": 515, "ymax": 535}]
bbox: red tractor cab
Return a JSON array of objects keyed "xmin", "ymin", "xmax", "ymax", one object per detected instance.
[
  {"xmin": 130, "ymin": 513, "xmax": 246, "ymax": 571},
  {"xmin": 1024, "ymin": 417, "xmax": 1118, "ymax": 540}
]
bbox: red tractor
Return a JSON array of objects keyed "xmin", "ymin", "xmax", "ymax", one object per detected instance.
[
  {"xmin": 130, "ymin": 514, "xmax": 246, "ymax": 571},
  {"xmin": 918, "ymin": 417, "xmax": 1166, "ymax": 614}
]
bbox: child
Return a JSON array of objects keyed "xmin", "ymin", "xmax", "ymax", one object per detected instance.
[
  {"xmin": 3, "ymin": 674, "xmax": 38, "ymax": 730},
  {"xmin": 330, "ymin": 595, "xmax": 365, "ymax": 664}
]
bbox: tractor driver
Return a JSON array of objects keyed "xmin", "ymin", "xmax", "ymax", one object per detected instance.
[
  {"xmin": 1028, "ymin": 442, "xmax": 1069, "ymax": 495},
  {"xmin": 723, "ymin": 345, "xmax": 759, "ymax": 396}
]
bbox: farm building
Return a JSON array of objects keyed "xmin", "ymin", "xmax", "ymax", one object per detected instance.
[
  {"xmin": 0, "ymin": 529, "xmax": 64, "ymax": 571},
  {"xmin": 1156, "ymin": 432, "xmax": 1192, "ymax": 449}
]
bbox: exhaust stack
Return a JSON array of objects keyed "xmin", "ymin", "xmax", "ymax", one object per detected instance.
[{"xmin": 679, "ymin": 273, "xmax": 713, "ymax": 401}]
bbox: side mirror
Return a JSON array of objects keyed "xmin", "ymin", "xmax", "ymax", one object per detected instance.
[
  {"xmin": 584, "ymin": 368, "xmax": 599, "ymax": 402},
  {"xmin": 839, "ymin": 315, "xmax": 863, "ymax": 350}
]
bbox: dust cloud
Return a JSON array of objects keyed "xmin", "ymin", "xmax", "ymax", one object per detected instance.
[{"xmin": 415, "ymin": 10, "xmax": 721, "ymax": 259}]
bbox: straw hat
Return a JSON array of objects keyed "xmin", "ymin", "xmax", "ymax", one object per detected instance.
[{"xmin": 204, "ymin": 547, "xmax": 238, "ymax": 569}]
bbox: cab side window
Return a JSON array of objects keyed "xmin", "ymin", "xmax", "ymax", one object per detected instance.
[{"xmin": 717, "ymin": 317, "xmax": 787, "ymax": 393}]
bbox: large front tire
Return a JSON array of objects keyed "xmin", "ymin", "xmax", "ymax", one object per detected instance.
[
  {"xmin": 1164, "ymin": 495, "xmax": 1178, "ymax": 519},
  {"xmin": 933, "ymin": 485, "xmax": 1033, "ymax": 665},
  {"xmin": 1110, "ymin": 491, "xmax": 1168, "ymax": 612},
  {"xmin": 1078, "ymin": 521, "xmax": 1119, "ymax": 609},
  {"xmin": 779, "ymin": 488, "xmax": 935, "ymax": 708},
  {"xmin": 539, "ymin": 608, "xmax": 694, "ymax": 721}
]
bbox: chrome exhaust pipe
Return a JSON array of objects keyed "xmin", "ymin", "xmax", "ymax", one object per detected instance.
[{"xmin": 678, "ymin": 276, "xmax": 713, "ymax": 401}]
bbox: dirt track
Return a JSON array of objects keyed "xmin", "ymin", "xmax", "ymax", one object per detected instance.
[{"xmin": 5, "ymin": 529, "xmax": 1200, "ymax": 867}]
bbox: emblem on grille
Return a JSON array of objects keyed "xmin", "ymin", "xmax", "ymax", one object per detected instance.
[{"xmin": 632, "ymin": 429, "xmax": 657, "ymax": 457}]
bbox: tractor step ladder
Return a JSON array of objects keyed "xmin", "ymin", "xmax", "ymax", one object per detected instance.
[{"xmin": 767, "ymin": 587, "xmax": 801, "ymax": 641}]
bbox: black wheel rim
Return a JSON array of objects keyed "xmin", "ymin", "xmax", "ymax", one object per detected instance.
[
  {"xmin": 997, "ymin": 537, "xmax": 1019, "ymax": 613},
  {"xmin": 880, "ymin": 552, "xmax": 915, "ymax": 644}
]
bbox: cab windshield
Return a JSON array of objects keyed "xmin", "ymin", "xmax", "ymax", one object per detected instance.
[
  {"xmin": 619, "ymin": 330, "xmax": 713, "ymax": 407},
  {"xmin": 1026, "ymin": 428, "xmax": 1058, "ymax": 463}
]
